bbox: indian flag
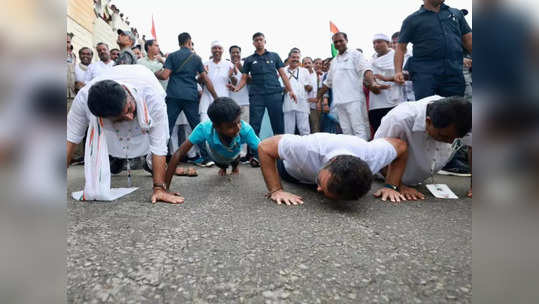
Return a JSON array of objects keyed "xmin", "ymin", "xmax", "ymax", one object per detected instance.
[{"xmin": 330, "ymin": 21, "xmax": 340, "ymax": 57}]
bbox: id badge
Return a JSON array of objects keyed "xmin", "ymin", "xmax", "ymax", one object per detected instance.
[{"xmin": 426, "ymin": 184, "xmax": 458, "ymax": 199}]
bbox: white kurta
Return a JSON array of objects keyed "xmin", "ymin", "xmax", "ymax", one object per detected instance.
[
  {"xmin": 230, "ymin": 63, "xmax": 249, "ymax": 106},
  {"xmin": 199, "ymin": 59, "xmax": 234, "ymax": 118},
  {"xmin": 374, "ymin": 95, "xmax": 472, "ymax": 185},
  {"xmin": 85, "ymin": 60, "xmax": 115, "ymax": 82},
  {"xmin": 307, "ymin": 70, "xmax": 319, "ymax": 109},
  {"xmin": 282, "ymin": 66, "xmax": 311, "ymax": 113},
  {"xmin": 369, "ymin": 49, "xmax": 403, "ymax": 110},
  {"xmin": 323, "ymin": 49, "xmax": 372, "ymax": 105},
  {"xmin": 75, "ymin": 63, "xmax": 88, "ymax": 83},
  {"xmin": 67, "ymin": 65, "xmax": 169, "ymax": 158}
]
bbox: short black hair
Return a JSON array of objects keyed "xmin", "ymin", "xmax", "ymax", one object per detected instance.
[
  {"xmin": 229, "ymin": 45, "xmax": 241, "ymax": 53},
  {"xmin": 78, "ymin": 47, "xmax": 93, "ymax": 56},
  {"xmin": 332, "ymin": 32, "xmax": 348, "ymax": 41},
  {"xmin": 324, "ymin": 155, "xmax": 373, "ymax": 200},
  {"xmin": 132, "ymin": 45, "xmax": 141, "ymax": 51},
  {"xmin": 288, "ymin": 48, "xmax": 300, "ymax": 58},
  {"xmin": 110, "ymin": 48, "xmax": 120, "ymax": 53},
  {"xmin": 426, "ymin": 96, "xmax": 472, "ymax": 137},
  {"xmin": 87, "ymin": 80, "xmax": 127, "ymax": 118},
  {"xmin": 96, "ymin": 42, "xmax": 108, "ymax": 49},
  {"xmin": 252, "ymin": 32, "xmax": 264, "ymax": 40},
  {"xmin": 144, "ymin": 39, "xmax": 156, "ymax": 52},
  {"xmin": 178, "ymin": 32, "xmax": 191, "ymax": 46},
  {"xmin": 391, "ymin": 31, "xmax": 400, "ymax": 40},
  {"xmin": 207, "ymin": 97, "xmax": 241, "ymax": 126},
  {"xmin": 302, "ymin": 56, "xmax": 313, "ymax": 63}
]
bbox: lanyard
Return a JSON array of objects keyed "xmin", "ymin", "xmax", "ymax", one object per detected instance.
[{"xmin": 288, "ymin": 68, "xmax": 299, "ymax": 81}]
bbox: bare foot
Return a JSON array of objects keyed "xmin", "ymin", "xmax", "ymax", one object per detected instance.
[
  {"xmin": 231, "ymin": 167, "xmax": 239, "ymax": 175},
  {"xmin": 218, "ymin": 168, "xmax": 227, "ymax": 176}
]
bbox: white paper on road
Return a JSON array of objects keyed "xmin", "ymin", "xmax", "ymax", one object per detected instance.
[
  {"xmin": 71, "ymin": 187, "xmax": 138, "ymax": 201},
  {"xmin": 426, "ymin": 184, "xmax": 458, "ymax": 199}
]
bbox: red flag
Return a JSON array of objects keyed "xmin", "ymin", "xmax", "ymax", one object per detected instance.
[{"xmin": 151, "ymin": 15, "xmax": 157, "ymax": 40}]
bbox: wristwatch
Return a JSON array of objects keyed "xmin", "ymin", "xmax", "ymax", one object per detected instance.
[
  {"xmin": 384, "ymin": 183, "xmax": 399, "ymax": 191},
  {"xmin": 153, "ymin": 183, "xmax": 167, "ymax": 191}
]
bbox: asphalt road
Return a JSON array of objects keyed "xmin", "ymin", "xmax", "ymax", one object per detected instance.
[{"xmin": 67, "ymin": 164, "xmax": 471, "ymax": 303}]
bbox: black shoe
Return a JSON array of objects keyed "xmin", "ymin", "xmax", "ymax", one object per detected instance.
[
  {"xmin": 438, "ymin": 168, "xmax": 471, "ymax": 177},
  {"xmin": 110, "ymin": 157, "xmax": 124, "ymax": 174},
  {"xmin": 196, "ymin": 159, "xmax": 215, "ymax": 167},
  {"xmin": 250, "ymin": 157, "xmax": 260, "ymax": 168}
]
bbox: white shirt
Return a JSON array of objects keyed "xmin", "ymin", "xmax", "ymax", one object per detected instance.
[
  {"xmin": 85, "ymin": 60, "xmax": 115, "ymax": 82},
  {"xmin": 278, "ymin": 133, "xmax": 397, "ymax": 184},
  {"xmin": 369, "ymin": 49, "xmax": 403, "ymax": 110},
  {"xmin": 323, "ymin": 49, "xmax": 372, "ymax": 105},
  {"xmin": 306, "ymin": 70, "xmax": 319, "ymax": 109},
  {"xmin": 67, "ymin": 65, "xmax": 169, "ymax": 158},
  {"xmin": 374, "ymin": 95, "xmax": 472, "ymax": 185},
  {"xmin": 283, "ymin": 66, "xmax": 312, "ymax": 113},
  {"xmin": 199, "ymin": 59, "xmax": 234, "ymax": 114},
  {"xmin": 230, "ymin": 62, "xmax": 249, "ymax": 106},
  {"xmin": 75, "ymin": 63, "xmax": 88, "ymax": 83}
]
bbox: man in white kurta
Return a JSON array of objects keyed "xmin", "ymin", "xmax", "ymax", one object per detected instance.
[
  {"xmin": 199, "ymin": 41, "xmax": 234, "ymax": 122},
  {"xmin": 368, "ymin": 34, "xmax": 404, "ymax": 133},
  {"xmin": 374, "ymin": 95, "xmax": 472, "ymax": 199},
  {"xmin": 85, "ymin": 43, "xmax": 115, "ymax": 82},
  {"xmin": 229, "ymin": 45, "xmax": 251, "ymax": 158},
  {"xmin": 67, "ymin": 65, "xmax": 183, "ymax": 204},
  {"xmin": 303, "ymin": 57, "xmax": 321, "ymax": 133},
  {"xmin": 74, "ymin": 47, "xmax": 93, "ymax": 92},
  {"xmin": 283, "ymin": 52, "xmax": 312, "ymax": 135},
  {"xmin": 317, "ymin": 32, "xmax": 383, "ymax": 140}
]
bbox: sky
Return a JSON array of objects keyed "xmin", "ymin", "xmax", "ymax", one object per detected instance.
[{"xmin": 112, "ymin": 0, "xmax": 473, "ymax": 61}]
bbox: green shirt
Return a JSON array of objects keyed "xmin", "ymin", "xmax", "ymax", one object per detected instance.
[{"xmin": 138, "ymin": 56, "xmax": 168, "ymax": 90}]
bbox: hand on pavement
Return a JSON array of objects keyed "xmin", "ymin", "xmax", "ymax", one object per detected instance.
[
  {"xmin": 399, "ymin": 185, "xmax": 425, "ymax": 200},
  {"xmin": 374, "ymin": 187, "xmax": 406, "ymax": 203},
  {"xmin": 268, "ymin": 190, "xmax": 304, "ymax": 206},
  {"xmin": 151, "ymin": 188, "xmax": 184, "ymax": 204}
]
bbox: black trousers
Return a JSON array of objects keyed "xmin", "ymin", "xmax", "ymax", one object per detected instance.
[{"xmin": 368, "ymin": 107, "xmax": 395, "ymax": 135}]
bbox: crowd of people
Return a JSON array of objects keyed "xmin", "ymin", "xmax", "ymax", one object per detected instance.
[{"xmin": 67, "ymin": 0, "xmax": 472, "ymax": 205}]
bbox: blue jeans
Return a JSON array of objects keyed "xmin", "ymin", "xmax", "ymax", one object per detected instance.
[
  {"xmin": 247, "ymin": 92, "xmax": 284, "ymax": 157},
  {"xmin": 165, "ymin": 97, "xmax": 208, "ymax": 160},
  {"xmin": 412, "ymin": 73, "xmax": 465, "ymax": 100}
]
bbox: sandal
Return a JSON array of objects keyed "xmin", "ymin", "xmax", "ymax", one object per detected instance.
[{"xmin": 175, "ymin": 167, "xmax": 198, "ymax": 177}]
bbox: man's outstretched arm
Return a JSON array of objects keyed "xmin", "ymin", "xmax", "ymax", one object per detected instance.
[
  {"xmin": 165, "ymin": 140, "xmax": 194, "ymax": 190},
  {"xmin": 258, "ymin": 135, "xmax": 303, "ymax": 206},
  {"xmin": 67, "ymin": 141, "xmax": 77, "ymax": 167},
  {"xmin": 151, "ymin": 153, "xmax": 184, "ymax": 204},
  {"xmin": 374, "ymin": 138, "xmax": 410, "ymax": 202}
]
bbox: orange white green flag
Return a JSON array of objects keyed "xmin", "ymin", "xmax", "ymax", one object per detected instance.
[{"xmin": 330, "ymin": 21, "xmax": 340, "ymax": 57}]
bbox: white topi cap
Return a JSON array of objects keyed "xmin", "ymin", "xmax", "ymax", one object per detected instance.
[
  {"xmin": 211, "ymin": 40, "xmax": 223, "ymax": 48},
  {"xmin": 372, "ymin": 33, "xmax": 390, "ymax": 42}
]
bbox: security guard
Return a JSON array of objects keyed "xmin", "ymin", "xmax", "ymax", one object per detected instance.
[
  {"xmin": 233, "ymin": 32, "xmax": 297, "ymax": 140},
  {"xmin": 394, "ymin": 0, "xmax": 472, "ymax": 100}
]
